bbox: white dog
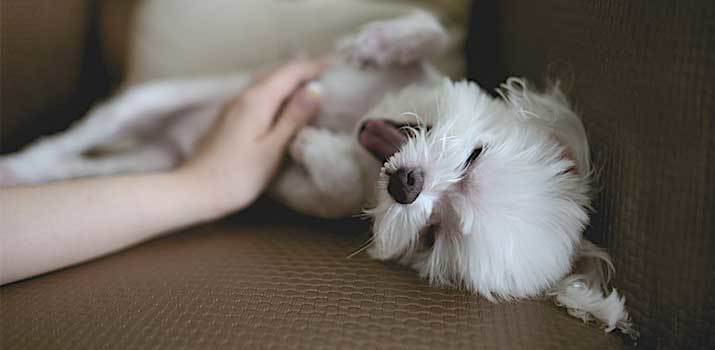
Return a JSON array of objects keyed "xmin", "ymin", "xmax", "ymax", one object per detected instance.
[{"xmin": 0, "ymin": 10, "xmax": 636, "ymax": 337}]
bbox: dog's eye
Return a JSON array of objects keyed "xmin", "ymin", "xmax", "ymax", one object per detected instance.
[{"xmin": 463, "ymin": 147, "xmax": 482, "ymax": 169}]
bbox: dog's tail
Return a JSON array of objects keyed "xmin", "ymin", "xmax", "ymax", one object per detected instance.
[{"xmin": 548, "ymin": 240, "xmax": 639, "ymax": 339}]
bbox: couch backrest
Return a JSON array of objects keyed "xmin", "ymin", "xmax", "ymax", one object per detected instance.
[
  {"xmin": 0, "ymin": 0, "xmax": 121, "ymax": 153},
  {"xmin": 1, "ymin": 0, "xmax": 90, "ymax": 152},
  {"xmin": 467, "ymin": 1, "xmax": 713, "ymax": 349}
]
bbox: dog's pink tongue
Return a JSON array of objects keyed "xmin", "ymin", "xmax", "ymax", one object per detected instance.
[{"xmin": 359, "ymin": 120, "xmax": 408, "ymax": 162}]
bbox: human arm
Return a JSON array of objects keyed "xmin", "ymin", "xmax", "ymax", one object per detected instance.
[{"xmin": 0, "ymin": 60, "xmax": 324, "ymax": 286}]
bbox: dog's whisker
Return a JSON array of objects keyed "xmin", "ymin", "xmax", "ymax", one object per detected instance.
[
  {"xmin": 354, "ymin": 211, "xmax": 373, "ymax": 220},
  {"xmin": 346, "ymin": 237, "xmax": 374, "ymax": 259}
]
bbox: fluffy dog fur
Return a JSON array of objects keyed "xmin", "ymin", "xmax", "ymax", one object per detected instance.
[
  {"xmin": 0, "ymin": 10, "xmax": 636, "ymax": 337},
  {"xmin": 362, "ymin": 78, "xmax": 636, "ymax": 336}
]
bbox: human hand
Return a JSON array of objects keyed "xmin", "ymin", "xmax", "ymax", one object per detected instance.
[{"xmin": 176, "ymin": 60, "xmax": 326, "ymax": 216}]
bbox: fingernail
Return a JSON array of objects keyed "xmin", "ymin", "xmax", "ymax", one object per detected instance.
[
  {"xmin": 306, "ymin": 80, "xmax": 323, "ymax": 98},
  {"xmin": 299, "ymin": 81, "xmax": 323, "ymax": 110}
]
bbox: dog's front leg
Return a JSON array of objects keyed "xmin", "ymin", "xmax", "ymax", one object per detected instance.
[
  {"xmin": 270, "ymin": 127, "xmax": 365, "ymax": 219},
  {"xmin": 339, "ymin": 10, "xmax": 449, "ymax": 67}
]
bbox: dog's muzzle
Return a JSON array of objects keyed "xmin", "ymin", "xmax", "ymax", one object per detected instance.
[
  {"xmin": 358, "ymin": 119, "xmax": 425, "ymax": 204},
  {"xmin": 387, "ymin": 167, "xmax": 424, "ymax": 204}
]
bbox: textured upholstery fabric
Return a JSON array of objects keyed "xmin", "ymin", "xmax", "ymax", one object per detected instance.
[
  {"xmin": 467, "ymin": 1, "xmax": 714, "ymax": 349},
  {"xmin": 1, "ymin": 204, "xmax": 625, "ymax": 349}
]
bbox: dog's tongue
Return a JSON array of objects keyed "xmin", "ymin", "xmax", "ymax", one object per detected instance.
[{"xmin": 359, "ymin": 120, "xmax": 408, "ymax": 162}]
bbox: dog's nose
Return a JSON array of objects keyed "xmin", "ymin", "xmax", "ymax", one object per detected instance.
[{"xmin": 388, "ymin": 167, "xmax": 424, "ymax": 204}]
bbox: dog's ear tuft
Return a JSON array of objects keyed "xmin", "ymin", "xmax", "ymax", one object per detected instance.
[{"xmin": 552, "ymin": 134, "xmax": 579, "ymax": 174}]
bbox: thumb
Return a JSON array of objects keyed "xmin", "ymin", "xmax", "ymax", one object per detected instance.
[{"xmin": 269, "ymin": 81, "xmax": 323, "ymax": 143}]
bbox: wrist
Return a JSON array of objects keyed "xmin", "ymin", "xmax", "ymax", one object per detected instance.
[{"xmin": 169, "ymin": 166, "xmax": 249, "ymax": 222}]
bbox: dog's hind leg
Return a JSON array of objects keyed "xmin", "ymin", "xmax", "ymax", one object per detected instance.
[
  {"xmin": 0, "ymin": 75, "xmax": 249, "ymax": 186},
  {"xmin": 15, "ymin": 75, "xmax": 249, "ymax": 157},
  {"xmin": 338, "ymin": 10, "xmax": 449, "ymax": 67},
  {"xmin": 270, "ymin": 127, "xmax": 365, "ymax": 218},
  {"xmin": 0, "ymin": 144, "xmax": 180, "ymax": 187},
  {"xmin": 42, "ymin": 142, "xmax": 181, "ymax": 183}
]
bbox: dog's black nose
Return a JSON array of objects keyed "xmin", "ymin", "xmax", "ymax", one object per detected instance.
[{"xmin": 388, "ymin": 168, "xmax": 424, "ymax": 204}]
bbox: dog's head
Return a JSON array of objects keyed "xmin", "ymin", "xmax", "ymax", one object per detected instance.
[{"xmin": 357, "ymin": 79, "xmax": 592, "ymax": 300}]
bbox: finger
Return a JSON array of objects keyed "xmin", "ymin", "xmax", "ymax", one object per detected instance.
[
  {"xmin": 247, "ymin": 59, "xmax": 327, "ymax": 106},
  {"xmin": 232, "ymin": 60, "xmax": 325, "ymax": 132},
  {"xmin": 266, "ymin": 82, "xmax": 322, "ymax": 145},
  {"xmin": 253, "ymin": 56, "xmax": 333, "ymax": 87}
]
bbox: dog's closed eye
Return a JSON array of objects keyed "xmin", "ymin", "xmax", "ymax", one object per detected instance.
[
  {"xmin": 419, "ymin": 224, "xmax": 438, "ymax": 250},
  {"xmin": 463, "ymin": 147, "xmax": 483, "ymax": 170}
]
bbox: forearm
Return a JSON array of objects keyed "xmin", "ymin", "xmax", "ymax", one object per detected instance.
[
  {"xmin": 0, "ymin": 60, "xmax": 323, "ymax": 286},
  {"xmin": 0, "ymin": 172, "xmax": 231, "ymax": 286}
]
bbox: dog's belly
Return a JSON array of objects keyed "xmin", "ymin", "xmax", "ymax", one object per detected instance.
[{"xmin": 313, "ymin": 63, "xmax": 432, "ymax": 134}]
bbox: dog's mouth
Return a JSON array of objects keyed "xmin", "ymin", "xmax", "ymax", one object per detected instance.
[{"xmin": 358, "ymin": 119, "xmax": 426, "ymax": 162}]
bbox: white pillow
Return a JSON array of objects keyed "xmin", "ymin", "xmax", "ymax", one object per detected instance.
[{"xmin": 108, "ymin": 0, "xmax": 465, "ymax": 86}]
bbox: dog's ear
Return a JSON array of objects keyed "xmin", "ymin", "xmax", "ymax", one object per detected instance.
[
  {"xmin": 552, "ymin": 134, "xmax": 579, "ymax": 174},
  {"xmin": 497, "ymin": 77, "xmax": 590, "ymax": 175}
]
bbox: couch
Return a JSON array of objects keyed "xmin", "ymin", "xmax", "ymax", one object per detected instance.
[{"xmin": 1, "ymin": 1, "xmax": 712, "ymax": 349}]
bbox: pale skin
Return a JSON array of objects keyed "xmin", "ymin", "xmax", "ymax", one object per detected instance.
[{"xmin": 0, "ymin": 60, "xmax": 325, "ymax": 286}]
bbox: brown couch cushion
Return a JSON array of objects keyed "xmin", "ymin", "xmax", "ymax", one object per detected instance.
[
  {"xmin": 1, "ymin": 203, "xmax": 625, "ymax": 349},
  {"xmin": 467, "ymin": 1, "xmax": 714, "ymax": 349}
]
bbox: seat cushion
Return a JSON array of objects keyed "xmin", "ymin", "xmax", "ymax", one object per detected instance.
[{"xmin": 1, "ymin": 203, "xmax": 624, "ymax": 350}]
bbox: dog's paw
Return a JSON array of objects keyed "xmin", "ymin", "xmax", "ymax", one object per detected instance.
[
  {"xmin": 289, "ymin": 127, "xmax": 322, "ymax": 165},
  {"xmin": 0, "ymin": 155, "xmax": 54, "ymax": 187},
  {"xmin": 337, "ymin": 11, "xmax": 448, "ymax": 67},
  {"xmin": 0, "ymin": 154, "xmax": 48, "ymax": 187},
  {"xmin": 0, "ymin": 162, "xmax": 19, "ymax": 187},
  {"xmin": 0, "ymin": 147, "xmax": 72, "ymax": 187},
  {"xmin": 338, "ymin": 23, "xmax": 394, "ymax": 67},
  {"xmin": 290, "ymin": 127, "xmax": 353, "ymax": 169}
]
